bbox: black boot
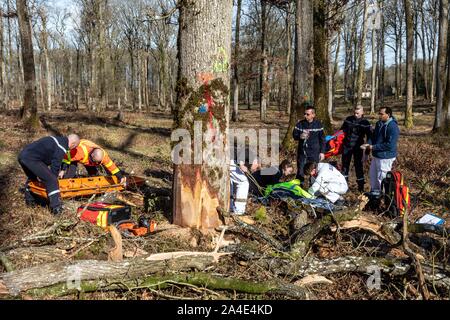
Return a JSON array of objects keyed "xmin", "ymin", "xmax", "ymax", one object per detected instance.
[
  {"xmin": 357, "ymin": 183, "xmax": 365, "ymax": 193},
  {"xmin": 24, "ymin": 189, "xmax": 37, "ymax": 207},
  {"xmin": 51, "ymin": 206, "xmax": 64, "ymax": 215}
]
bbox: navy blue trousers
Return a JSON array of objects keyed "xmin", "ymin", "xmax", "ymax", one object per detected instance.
[{"xmin": 18, "ymin": 157, "xmax": 61, "ymax": 209}]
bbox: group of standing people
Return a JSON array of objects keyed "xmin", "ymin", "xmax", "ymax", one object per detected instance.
[
  {"xmin": 228, "ymin": 103, "xmax": 400, "ymax": 215},
  {"xmin": 293, "ymin": 104, "xmax": 400, "ymax": 204}
]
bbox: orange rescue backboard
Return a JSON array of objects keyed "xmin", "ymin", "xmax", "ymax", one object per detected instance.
[{"xmin": 28, "ymin": 175, "xmax": 146, "ymax": 199}]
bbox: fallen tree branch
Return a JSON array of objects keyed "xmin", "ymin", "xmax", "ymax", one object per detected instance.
[
  {"xmin": 217, "ymin": 207, "xmax": 286, "ymax": 252},
  {"xmin": 330, "ymin": 215, "xmax": 401, "ymax": 245},
  {"xmin": 290, "ymin": 195, "xmax": 370, "ymax": 258},
  {"xmin": 0, "ymin": 253, "xmax": 15, "ymax": 272},
  {"xmin": 403, "ymin": 209, "xmax": 430, "ymax": 300},
  {"xmin": 0, "ymin": 252, "xmax": 228, "ymax": 295},
  {"xmin": 24, "ymin": 272, "xmax": 311, "ymax": 299}
]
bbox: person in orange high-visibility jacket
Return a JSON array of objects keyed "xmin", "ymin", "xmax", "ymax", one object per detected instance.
[{"xmin": 58, "ymin": 139, "xmax": 126, "ymax": 184}]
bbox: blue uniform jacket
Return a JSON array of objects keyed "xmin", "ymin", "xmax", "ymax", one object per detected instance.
[
  {"xmin": 19, "ymin": 136, "xmax": 69, "ymax": 176},
  {"xmin": 369, "ymin": 117, "xmax": 399, "ymax": 159}
]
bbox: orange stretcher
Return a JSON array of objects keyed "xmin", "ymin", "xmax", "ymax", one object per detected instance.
[{"xmin": 28, "ymin": 175, "xmax": 146, "ymax": 199}]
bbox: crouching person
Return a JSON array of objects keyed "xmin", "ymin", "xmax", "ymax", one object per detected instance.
[
  {"xmin": 229, "ymin": 145, "xmax": 259, "ymax": 215},
  {"xmin": 18, "ymin": 134, "xmax": 80, "ymax": 214},
  {"xmin": 303, "ymin": 162, "xmax": 348, "ymax": 204}
]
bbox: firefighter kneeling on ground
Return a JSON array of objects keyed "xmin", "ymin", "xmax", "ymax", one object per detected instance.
[
  {"xmin": 58, "ymin": 139, "xmax": 127, "ymax": 185},
  {"xmin": 18, "ymin": 134, "xmax": 81, "ymax": 215}
]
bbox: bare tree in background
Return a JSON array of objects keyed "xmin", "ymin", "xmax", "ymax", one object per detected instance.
[
  {"xmin": 17, "ymin": 0, "xmax": 38, "ymax": 128},
  {"xmin": 404, "ymin": 0, "xmax": 414, "ymax": 128}
]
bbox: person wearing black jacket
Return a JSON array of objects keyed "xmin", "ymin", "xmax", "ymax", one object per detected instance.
[
  {"xmin": 340, "ymin": 105, "xmax": 372, "ymax": 192},
  {"xmin": 18, "ymin": 134, "xmax": 80, "ymax": 214},
  {"xmin": 293, "ymin": 105, "xmax": 326, "ymax": 182}
]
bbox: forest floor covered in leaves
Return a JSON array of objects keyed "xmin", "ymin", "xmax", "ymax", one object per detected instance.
[{"xmin": 0, "ymin": 97, "xmax": 449, "ymax": 300}]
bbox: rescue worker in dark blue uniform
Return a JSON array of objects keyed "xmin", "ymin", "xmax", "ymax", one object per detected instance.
[
  {"xmin": 293, "ymin": 105, "xmax": 326, "ymax": 183},
  {"xmin": 18, "ymin": 134, "xmax": 80, "ymax": 214},
  {"xmin": 340, "ymin": 105, "xmax": 372, "ymax": 192}
]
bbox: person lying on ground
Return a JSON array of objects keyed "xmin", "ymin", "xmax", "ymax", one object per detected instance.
[
  {"xmin": 303, "ymin": 161, "xmax": 348, "ymax": 204},
  {"xmin": 249, "ymin": 159, "xmax": 294, "ymax": 197},
  {"xmin": 58, "ymin": 139, "xmax": 126, "ymax": 185},
  {"xmin": 18, "ymin": 134, "xmax": 80, "ymax": 215}
]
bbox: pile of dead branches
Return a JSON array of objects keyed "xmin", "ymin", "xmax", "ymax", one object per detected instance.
[{"xmin": 1, "ymin": 192, "xmax": 449, "ymax": 300}]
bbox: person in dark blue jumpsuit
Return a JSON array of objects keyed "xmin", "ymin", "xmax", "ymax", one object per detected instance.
[
  {"xmin": 293, "ymin": 105, "xmax": 326, "ymax": 183},
  {"xmin": 340, "ymin": 105, "xmax": 372, "ymax": 192},
  {"xmin": 18, "ymin": 134, "xmax": 80, "ymax": 214}
]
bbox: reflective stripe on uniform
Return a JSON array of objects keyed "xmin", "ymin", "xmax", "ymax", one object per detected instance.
[
  {"xmin": 111, "ymin": 168, "xmax": 120, "ymax": 175},
  {"xmin": 104, "ymin": 160, "xmax": 114, "ymax": 168},
  {"xmin": 63, "ymin": 150, "xmax": 72, "ymax": 164},
  {"xmin": 48, "ymin": 189, "xmax": 60, "ymax": 197},
  {"xmin": 81, "ymin": 145, "xmax": 89, "ymax": 163},
  {"xmin": 51, "ymin": 136, "xmax": 67, "ymax": 154}
]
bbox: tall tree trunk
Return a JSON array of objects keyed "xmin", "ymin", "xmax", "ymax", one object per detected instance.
[
  {"xmin": 332, "ymin": 32, "xmax": 341, "ymax": 114},
  {"xmin": 247, "ymin": 81, "xmax": 253, "ymax": 109},
  {"xmin": 395, "ymin": 24, "xmax": 400, "ymax": 100},
  {"xmin": 327, "ymin": 39, "xmax": 333, "ymax": 121},
  {"xmin": 356, "ymin": 0, "xmax": 368, "ymax": 106},
  {"xmin": 232, "ymin": 0, "xmax": 242, "ymax": 122},
  {"xmin": 404, "ymin": 0, "xmax": 414, "ymax": 128},
  {"xmin": 343, "ymin": 31, "xmax": 351, "ymax": 103},
  {"xmin": 429, "ymin": 16, "xmax": 437, "ymax": 103},
  {"xmin": 16, "ymin": 25, "xmax": 24, "ymax": 107},
  {"xmin": 137, "ymin": 51, "xmax": 142, "ymax": 111},
  {"xmin": 285, "ymin": 2, "xmax": 292, "ymax": 115},
  {"xmin": 378, "ymin": 0, "xmax": 385, "ymax": 106},
  {"xmin": 97, "ymin": 0, "xmax": 106, "ymax": 112},
  {"xmin": 313, "ymin": 0, "xmax": 331, "ymax": 133},
  {"xmin": 420, "ymin": 2, "xmax": 429, "ymax": 100},
  {"xmin": 434, "ymin": 0, "xmax": 448, "ymax": 133},
  {"xmin": 260, "ymin": 0, "xmax": 268, "ymax": 123},
  {"xmin": 351, "ymin": 16, "xmax": 358, "ymax": 104},
  {"xmin": 39, "ymin": 9, "xmax": 51, "ymax": 111},
  {"xmin": 399, "ymin": 11, "xmax": 403, "ymax": 98},
  {"xmin": 5, "ymin": 0, "xmax": 14, "ymax": 109},
  {"xmin": 17, "ymin": 0, "xmax": 38, "ymax": 128},
  {"xmin": 282, "ymin": 0, "xmax": 314, "ymax": 151},
  {"xmin": 173, "ymin": 0, "xmax": 233, "ymax": 229},
  {"xmin": 0, "ymin": 11, "xmax": 4, "ymax": 109},
  {"xmin": 371, "ymin": 29, "xmax": 377, "ymax": 114},
  {"xmin": 413, "ymin": 5, "xmax": 418, "ymax": 98}
]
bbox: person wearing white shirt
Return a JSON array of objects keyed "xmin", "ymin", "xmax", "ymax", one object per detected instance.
[{"xmin": 303, "ymin": 162, "xmax": 348, "ymax": 203}]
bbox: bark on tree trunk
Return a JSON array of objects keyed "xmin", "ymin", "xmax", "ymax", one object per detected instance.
[
  {"xmin": 0, "ymin": 253, "xmax": 220, "ymax": 295},
  {"xmin": 17, "ymin": 0, "xmax": 39, "ymax": 128},
  {"xmin": 260, "ymin": 0, "xmax": 268, "ymax": 123},
  {"xmin": 378, "ymin": 0, "xmax": 385, "ymax": 106},
  {"xmin": 313, "ymin": 0, "xmax": 332, "ymax": 133},
  {"xmin": 232, "ymin": 0, "xmax": 242, "ymax": 122},
  {"xmin": 285, "ymin": 2, "xmax": 293, "ymax": 115},
  {"xmin": 282, "ymin": 0, "xmax": 314, "ymax": 152},
  {"xmin": 332, "ymin": 31, "xmax": 340, "ymax": 115},
  {"xmin": 39, "ymin": 9, "xmax": 51, "ymax": 111},
  {"xmin": 0, "ymin": 12, "xmax": 4, "ymax": 109},
  {"xmin": 420, "ymin": 2, "xmax": 429, "ymax": 100},
  {"xmin": 173, "ymin": 0, "xmax": 233, "ymax": 229},
  {"xmin": 356, "ymin": 0, "xmax": 368, "ymax": 107},
  {"xmin": 371, "ymin": 29, "xmax": 377, "ymax": 114},
  {"xmin": 404, "ymin": 0, "xmax": 414, "ymax": 128},
  {"xmin": 434, "ymin": 0, "xmax": 448, "ymax": 133}
]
